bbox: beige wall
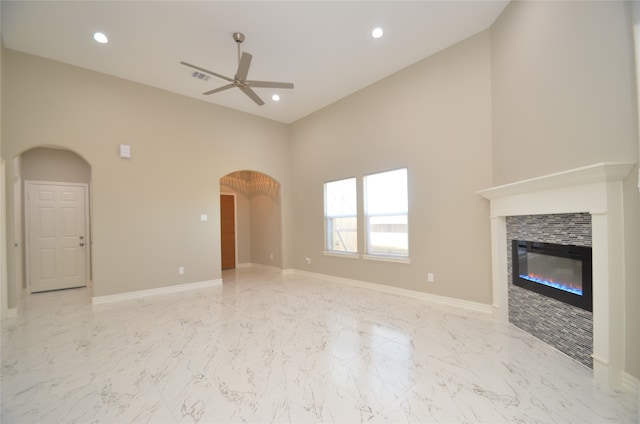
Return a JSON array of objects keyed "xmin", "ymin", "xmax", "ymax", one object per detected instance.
[
  {"xmin": 20, "ymin": 147, "xmax": 90, "ymax": 183},
  {"xmin": 0, "ymin": 36, "xmax": 6, "ymax": 317},
  {"xmin": 1, "ymin": 157, "xmax": 6, "ymax": 317},
  {"xmin": 250, "ymin": 190, "xmax": 282, "ymax": 268},
  {"xmin": 490, "ymin": 0, "xmax": 637, "ymax": 184},
  {"xmin": 2, "ymin": 49, "xmax": 292, "ymax": 298},
  {"xmin": 290, "ymin": 31, "xmax": 493, "ymax": 304},
  {"xmin": 491, "ymin": 1, "xmax": 639, "ymax": 378}
]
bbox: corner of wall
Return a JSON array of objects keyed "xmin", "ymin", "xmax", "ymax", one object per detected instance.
[
  {"xmin": 623, "ymin": 166, "xmax": 640, "ymax": 380},
  {"xmin": 1, "ymin": 158, "xmax": 7, "ymax": 321},
  {"xmin": 0, "ymin": 27, "xmax": 7, "ymax": 320},
  {"xmin": 627, "ymin": 0, "xmax": 640, "ymax": 382}
]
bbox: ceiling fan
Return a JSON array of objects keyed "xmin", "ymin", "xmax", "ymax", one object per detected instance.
[{"xmin": 181, "ymin": 32, "xmax": 294, "ymax": 106}]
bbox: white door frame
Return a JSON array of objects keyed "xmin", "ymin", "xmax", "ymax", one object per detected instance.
[{"xmin": 24, "ymin": 180, "xmax": 91, "ymax": 293}]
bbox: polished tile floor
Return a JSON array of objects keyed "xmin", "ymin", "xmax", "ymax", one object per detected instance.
[{"xmin": 1, "ymin": 267, "xmax": 638, "ymax": 423}]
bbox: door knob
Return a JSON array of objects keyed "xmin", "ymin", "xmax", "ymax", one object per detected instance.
[{"xmin": 80, "ymin": 243, "xmax": 85, "ymax": 247}]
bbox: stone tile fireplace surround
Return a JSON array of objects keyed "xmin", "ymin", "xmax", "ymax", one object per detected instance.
[
  {"xmin": 507, "ymin": 213, "xmax": 593, "ymax": 369},
  {"xmin": 478, "ymin": 162, "xmax": 635, "ymax": 389}
]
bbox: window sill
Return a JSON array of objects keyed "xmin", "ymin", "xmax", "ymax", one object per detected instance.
[
  {"xmin": 362, "ymin": 254, "xmax": 411, "ymax": 264},
  {"xmin": 323, "ymin": 251, "xmax": 360, "ymax": 259}
]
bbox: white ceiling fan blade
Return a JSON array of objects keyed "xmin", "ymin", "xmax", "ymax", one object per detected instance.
[
  {"xmin": 246, "ymin": 81, "xmax": 294, "ymax": 89},
  {"xmin": 240, "ymin": 86, "xmax": 265, "ymax": 106},
  {"xmin": 235, "ymin": 52, "xmax": 252, "ymax": 81},
  {"xmin": 203, "ymin": 84, "xmax": 235, "ymax": 95},
  {"xmin": 181, "ymin": 61, "xmax": 234, "ymax": 83}
]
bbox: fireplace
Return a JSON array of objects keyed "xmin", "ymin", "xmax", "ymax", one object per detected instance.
[
  {"xmin": 512, "ymin": 240, "xmax": 592, "ymax": 312},
  {"xmin": 477, "ymin": 162, "xmax": 635, "ymax": 388}
]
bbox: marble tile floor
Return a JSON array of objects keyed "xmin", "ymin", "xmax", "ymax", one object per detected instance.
[{"xmin": 1, "ymin": 267, "xmax": 638, "ymax": 423}]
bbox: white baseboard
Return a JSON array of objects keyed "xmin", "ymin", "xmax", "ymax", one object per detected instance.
[
  {"xmin": 236, "ymin": 263, "xmax": 283, "ymax": 272},
  {"xmin": 236, "ymin": 262, "xmax": 283, "ymax": 272},
  {"xmin": 622, "ymin": 372, "xmax": 639, "ymax": 395},
  {"xmin": 283, "ymin": 269, "xmax": 493, "ymax": 314},
  {"xmin": 91, "ymin": 279, "xmax": 222, "ymax": 305}
]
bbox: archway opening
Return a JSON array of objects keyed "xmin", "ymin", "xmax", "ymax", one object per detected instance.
[
  {"xmin": 13, "ymin": 146, "xmax": 92, "ymax": 300},
  {"xmin": 219, "ymin": 171, "xmax": 282, "ymax": 270}
]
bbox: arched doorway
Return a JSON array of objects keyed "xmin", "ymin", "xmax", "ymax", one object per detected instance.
[
  {"xmin": 15, "ymin": 146, "xmax": 92, "ymax": 295},
  {"xmin": 219, "ymin": 171, "xmax": 282, "ymax": 270}
]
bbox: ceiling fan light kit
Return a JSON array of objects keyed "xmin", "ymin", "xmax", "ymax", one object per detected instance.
[{"xmin": 181, "ymin": 32, "xmax": 294, "ymax": 106}]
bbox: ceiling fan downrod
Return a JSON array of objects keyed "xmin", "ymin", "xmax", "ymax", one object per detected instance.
[{"xmin": 233, "ymin": 32, "xmax": 245, "ymax": 65}]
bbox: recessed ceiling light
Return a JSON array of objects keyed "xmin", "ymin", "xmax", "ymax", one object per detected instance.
[
  {"xmin": 272, "ymin": 94, "xmax": 280, "ymax": 102},
  {"xmin": 372, "ymin": 27, "xmax": 384, "ymax": 39},
  {"xmin": 93, "ymin": 32, "xmax": 108, "ymax": 44}
]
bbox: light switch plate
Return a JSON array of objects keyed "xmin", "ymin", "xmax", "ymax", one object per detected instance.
[
  {"xmin": 200, "ymin": 214, "xmax": 208, "ymax": 221},
  {"xmin": 119, "ymin": 144, "xmax": 131, "ymax": 158}
]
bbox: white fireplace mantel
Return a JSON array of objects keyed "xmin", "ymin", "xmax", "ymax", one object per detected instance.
[{"xmin": 477, "ymin": 162, "xmax": 635, "ymax": 389}]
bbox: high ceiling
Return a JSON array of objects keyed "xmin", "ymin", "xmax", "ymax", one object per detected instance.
[{"xmin": 1, "ymin": 1, "xmax": 509, "ymax": 124}]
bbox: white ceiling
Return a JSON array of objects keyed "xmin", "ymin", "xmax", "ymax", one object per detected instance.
[{"xmin": 1, "ymin": 1, "xmax": 509, "ymax": 124}]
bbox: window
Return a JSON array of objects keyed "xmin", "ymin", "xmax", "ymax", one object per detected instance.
[
  {"xmin": 364, "ymin": 168, "xmax": 409, "ymax": 258},
  {"xmin": 324, "ymin": 177, "xmax": 358, "ymax": 253}
]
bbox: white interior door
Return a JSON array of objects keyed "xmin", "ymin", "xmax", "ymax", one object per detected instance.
[{"xmin": 27, "ymin": 182, "xmax": 88, "ymax": 293}]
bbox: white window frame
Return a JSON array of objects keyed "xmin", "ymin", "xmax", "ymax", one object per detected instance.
[
  {"xmin": 323, "ymin": 177, "xmax": 359, "ymax": 257},
  {"xmin": 363, "ymin": 168, "xmax": 410, "ymax": 263}
]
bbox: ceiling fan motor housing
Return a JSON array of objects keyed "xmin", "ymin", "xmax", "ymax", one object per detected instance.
[{"xmin": 233, "ymin": 32, "xmax": 245, "ymax": 44}]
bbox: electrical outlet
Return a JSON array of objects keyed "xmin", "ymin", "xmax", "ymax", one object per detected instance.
[
  {"xmin": 305, "ymin": 257, "xmax": 311, "ymax": 264},
  {"xmin": 178, "ymin": 266, "xmax": 185, "ymax": 275},
  {"xmin": 427, "ymin": 272, "xmax": 434, "ymax": 283}
]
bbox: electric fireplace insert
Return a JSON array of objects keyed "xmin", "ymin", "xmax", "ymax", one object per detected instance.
[{"xmin": 512, "ymin": 240, "xmax": 592, "ymax": 312}]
